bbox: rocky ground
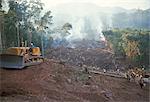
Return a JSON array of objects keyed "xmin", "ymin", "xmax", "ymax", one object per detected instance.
[{"xmin": 0, "ymin": 46, "xmax": 149, "ymax": 102}]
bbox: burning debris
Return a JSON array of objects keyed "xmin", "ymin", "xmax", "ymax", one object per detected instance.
[{"xmin": 46, "ymin": 40, "xmax": 125, "ymax": 71}]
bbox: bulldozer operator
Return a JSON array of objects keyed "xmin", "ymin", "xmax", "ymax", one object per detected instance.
[{"xmin": 29, "ymin": 42, "xmax": 35, "ymax": 55}]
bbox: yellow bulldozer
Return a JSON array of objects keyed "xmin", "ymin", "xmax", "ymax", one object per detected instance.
[{"xmin": 0, "ymin": 47, "xmax": 44, "ymax": 69}]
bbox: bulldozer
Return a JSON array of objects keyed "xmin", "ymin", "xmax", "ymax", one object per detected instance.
[{"xmin": 0, "ymin": 47, "xmax": 44, "ymax": 69}]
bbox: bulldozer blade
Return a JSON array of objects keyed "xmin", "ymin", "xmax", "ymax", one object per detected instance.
[{"xmin": 0, "ymin": 54, "xmax": 24, "ymax": 69}]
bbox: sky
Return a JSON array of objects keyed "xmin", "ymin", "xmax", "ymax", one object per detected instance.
[
  {"xmin": 2, "ymin": 0, "xmax": 150, "ymax": 12},
  {"xmin": 42, "ymin": 0, "xmax": 150, "ymax": 10}
]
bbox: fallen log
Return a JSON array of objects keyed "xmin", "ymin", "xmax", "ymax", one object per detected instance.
[{"xmin": 89, "ymin": 70, "xmax": 125, "ymax": 79}]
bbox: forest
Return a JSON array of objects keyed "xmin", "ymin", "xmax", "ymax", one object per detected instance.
[
  {"xmin": 103, "ymin": 29, "xmax": 149, "ymax": 69},
  {"xmin": 0, "ymin": 0, "xmax": 72, "ymax": 52}
]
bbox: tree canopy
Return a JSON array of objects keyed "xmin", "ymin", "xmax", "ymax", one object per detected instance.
[
  {"xmin": 103, "ymin": 29, "xmax": 150, "ymax": 69},
  {"xmin": 0, "ymin": 0, "xmax": 53, "ymax": 50}
]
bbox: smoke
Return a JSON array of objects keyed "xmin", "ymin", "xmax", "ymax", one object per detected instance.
[
  {"xmin": 49, "ymin": 3, "xmax": 109, "ymax": 48},
  {"xmin": 1, "ymin": 0, "xmax": 9, "ymax": 12}
]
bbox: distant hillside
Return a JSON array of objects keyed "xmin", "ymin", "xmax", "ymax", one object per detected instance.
[
  {"xmin": 50, "ymin": 3, "xmax": 149, "ymax": 42},
  {"xmin": 52, "ymin": 3, "xmax": 150, "ymax": 29}
]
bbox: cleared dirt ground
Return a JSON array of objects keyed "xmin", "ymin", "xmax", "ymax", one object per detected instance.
[{"xmin": 0, "ymin": 59, "xmax": 149, "ymax": 102}]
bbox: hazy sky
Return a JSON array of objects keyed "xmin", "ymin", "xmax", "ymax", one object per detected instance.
[{"xmin": 42, "ymin": 0, "xmax": 150, "ymax": 10}]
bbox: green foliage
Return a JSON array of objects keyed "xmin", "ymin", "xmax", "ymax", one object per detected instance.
[
  {"xmin": 61, "ymin": 23, "xmax": 72, "ymax": 36},
  {"xmin": 103, "ymin": 29, "xmax": 150, "ymax": 68},
  {"xmin": 102, "ymin": 29, "xmax": 125, "ymax": 55},
  {"xmin": 2, "ymin": 0, "xmax": 53, "ymax": 49},
  {"xmin": 62, "ymin": 23, "xmax": 72, "ymax": 30},
  {"xmin": 35, "ymin": 11, "xmax": 53, "ymax": 32},
  {"xmin": 0, "ymin": 0, "xmax": 2, "ymax": 9},
  {"xmin": 4, "ymin": 1, "xmax": 18, "ymax": 47}
]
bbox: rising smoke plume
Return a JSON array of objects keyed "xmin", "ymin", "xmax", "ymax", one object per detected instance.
[{"xmin": 50, "ymin": 3, "xmax": 109, "ymax": 43}]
